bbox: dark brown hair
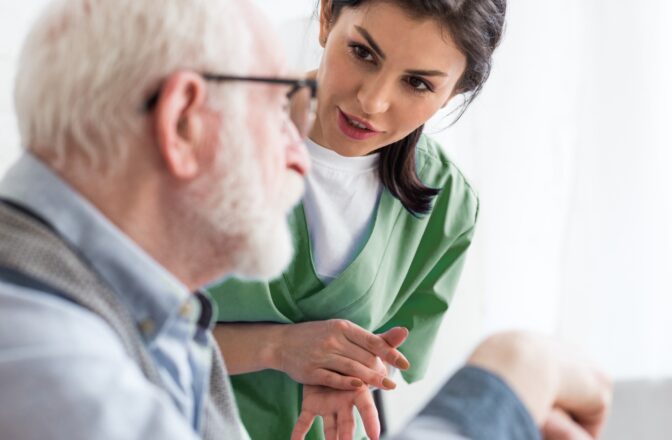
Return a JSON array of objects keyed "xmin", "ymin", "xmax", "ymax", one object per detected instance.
[{"xmin": 325, "ymin": 0, "xmax": 507, "ymax": 215}]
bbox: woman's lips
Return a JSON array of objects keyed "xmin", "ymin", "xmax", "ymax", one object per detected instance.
[{"xmin": 336, "ymin": 108, "xmax": 380, "ymax": 141}]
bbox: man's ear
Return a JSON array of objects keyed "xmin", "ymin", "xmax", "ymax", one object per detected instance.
[
  {"xmin": 319, "ymin": 0, "xmax": 334, "ymax": 47},
  {"xmin": 153, "ymin": 71, "xmax": 208, "ymax": 180}
]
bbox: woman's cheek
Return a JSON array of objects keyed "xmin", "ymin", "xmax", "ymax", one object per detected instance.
[{"xmin": 324, "ymin": 53, "xmax": 356, "ymax": 94}]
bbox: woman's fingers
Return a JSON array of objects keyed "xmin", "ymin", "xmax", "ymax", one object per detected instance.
[
  {"xmin": 378, "ymin": 327, "xmax": 409, "ymax": 349},
  {"xmin": 336, "ymin": 407, "xmax": 355, "ymax": 440},
  {"xmin": 340, "ymin": 321, "xmax": 410, "ymax": 370},
  {"xmin": 314, "ymin": 368, "xmax": 364, "ymax": 390},
  {"xmin": 323, "ymin": 414, "xmax": 338, "ymax": 440},
  {"xmin": 332, "ymin": 355, "xmax": 396, "ymax": 390},
  {"xmin": 354, "ymin": 390, "xmax": 381, "ymax": 440},
  {"xmin": 291, "ymin": 411, "xmax": 316, "ymax": 440},
  {"xmin": 283, "ymin": 320, "xmax": 411, "ymax": 388},
  {"xmin": 339, "ymin": 341, "xmax": 380, "ymax": 371}
]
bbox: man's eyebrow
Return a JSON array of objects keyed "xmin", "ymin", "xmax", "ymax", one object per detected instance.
[
  {"xmin": 355, "ymin": 26, "xmax": 386, "ymax": 60},
  {"xmin": 405, "ymin": 69, "xmax": 449, "ymax": 77}
]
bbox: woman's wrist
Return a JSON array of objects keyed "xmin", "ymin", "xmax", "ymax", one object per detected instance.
[
  {"xmin": 261, "ymin": 323, "xmax": 288, "ymax": 372},
  {"xmin": 214, "ymin": 323, "xmax": 288, "ymax": 374}
]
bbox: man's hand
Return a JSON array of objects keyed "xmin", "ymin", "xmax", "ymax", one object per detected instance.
[
  {"xmin": 543, "ymin": 408, "xmax": 593, "ymax": 440},
  {"xmin": 275, "ymin": 320, "xmax": 409, "ymax": 390},
  {"xmin": 290, "ymin": 384, "xmax": 380, "ymax": 440},
  {"xmin": 541, "ymin": 347, "xmax": 611, "ymax": 439},
  {"xmin": 467, "ymin": 332, "xmax": 612, "ymax": 439}
]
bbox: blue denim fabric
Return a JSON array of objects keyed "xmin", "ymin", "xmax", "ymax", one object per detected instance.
[{"xmin": 393, "ymin": 366, "xmax": 540, "ymax": 440}]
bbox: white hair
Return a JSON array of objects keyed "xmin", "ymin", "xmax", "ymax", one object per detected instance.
[{"xmin": 14, "ymin": 0, "xmax": 251, "ymax": 170}]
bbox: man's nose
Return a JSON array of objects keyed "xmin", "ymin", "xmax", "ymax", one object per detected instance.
[
  {"xmin": 283, "ymin": 119, "xmax": 310, "ymax": 177},
  {"xmin": 357, "ymin": 76, "xmax": 392, "ymax": 115}
]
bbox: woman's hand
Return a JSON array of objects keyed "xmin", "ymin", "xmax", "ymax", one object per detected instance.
[
  {"xmin": 275, "ymin": 319, "xmax": 409, "ymax": 390},
  {"xmin": 290, "ymin": 384, "xmax": 380, "ymax": 440},
  {"xmin": 214, "ymin": 320, "xmax": 408, "ymax": 390}
]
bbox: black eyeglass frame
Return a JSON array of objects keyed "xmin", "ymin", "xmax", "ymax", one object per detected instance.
[{"xmin": 143, "ymin": 74, "xmax": 318, "ymax": 112}]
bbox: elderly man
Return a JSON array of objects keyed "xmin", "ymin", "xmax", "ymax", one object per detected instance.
[
  {"xmin": 0, "ymin": 1, "xmax": 609, "ymax": 439},
  {"xmin": 0, "ymin": 0, "xmax": 309, "ymax": 438}
]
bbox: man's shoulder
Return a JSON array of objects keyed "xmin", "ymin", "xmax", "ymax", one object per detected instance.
[{"xmin": 0, "ymin": 279, "xmax": 125, "ymax": 355}]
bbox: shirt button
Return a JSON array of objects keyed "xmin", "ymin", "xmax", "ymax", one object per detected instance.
[
  {"xmin": 139, "ymin": 319, "xmax": 156, "ymax": 336},
  {"xmin": 180, "ymin": 302, "xmax": 194, "ymax": 318}
]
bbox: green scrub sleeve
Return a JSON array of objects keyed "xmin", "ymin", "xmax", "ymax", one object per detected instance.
[
  {"xmin": 392, "ymin": 222, "xmax": 477, "ymax": 383},
  {"xmin": 377, "ymin": 174, "xmax": 479, "ymax": 384}
]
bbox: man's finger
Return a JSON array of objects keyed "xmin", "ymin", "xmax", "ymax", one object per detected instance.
[
  {"xmin": 323, "ymin": 414, "xmax": 338, "ymax": 440},
  {"xmin": 542, "ymin": 408, "xmax": 592, "ymax": 440},
  {"xmin": 337, "ymin": 407, "xmax": 356, "ymax": 440},
  {"xmin": 355, "ymin": 391, "xmax": 381, "ymax": 440},
  {"xmin": 291, "ymin": 412, "xmax": 316, "ymax": 440},
  {"xmin": 556, "ymin": 363, "xmax": 612, "ymax": 437}
]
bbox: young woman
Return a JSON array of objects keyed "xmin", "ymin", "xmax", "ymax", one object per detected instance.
[{"xmin": 210, "ymin": 0, "xmax": 506, "ymax": 439}]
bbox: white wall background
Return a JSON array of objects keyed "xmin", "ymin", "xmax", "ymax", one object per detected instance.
[
  {"xmin": 2, "ymin": 0, "xmax": 671, "ymax": 436},
  {"xmin": 0, "ymin": 1, "xmax": 48, "ymax": 170}
]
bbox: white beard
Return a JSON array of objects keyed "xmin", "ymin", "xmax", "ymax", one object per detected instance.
[{"xmin": 177, "ymin": 106, "xmax": 304, "ymax": 283}]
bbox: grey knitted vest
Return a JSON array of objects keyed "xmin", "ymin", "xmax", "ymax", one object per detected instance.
[{"xmin": 0, "ymin": 202, "xmax": 248, "ymax": 440}]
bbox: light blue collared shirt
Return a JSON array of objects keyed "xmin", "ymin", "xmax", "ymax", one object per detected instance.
[{"xmin": 0, "ymin": 154, "xmax": 221, "ymax": 440}]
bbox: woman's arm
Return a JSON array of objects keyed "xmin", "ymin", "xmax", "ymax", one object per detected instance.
[
  {"xmin": 213, "ymin": 320, "xmax": 410, "ymax": 390},
  {"xmin": 212, "ymin": 323, "xmax": 285, "ymax": 375}
]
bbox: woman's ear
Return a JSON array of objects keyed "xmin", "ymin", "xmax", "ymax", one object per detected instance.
[
  {"xmin": 319, "ymin": 0, "xmax": 333, "ymax": 47},
  {"xmin": 152, "ymin": 71, "xmax": 208, "ymax": 180}
]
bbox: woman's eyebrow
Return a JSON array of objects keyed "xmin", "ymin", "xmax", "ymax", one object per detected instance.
[
  {"xmin": 405, "ymin": 69, "xmax": 448, "ymax": 77},
  {"xmin": 353, "ymin": 26, "xmax": 447, "ymax": 77},
  {"xmin": 355, "ymin": 25, "xmax": 386, "ymax": 60}
]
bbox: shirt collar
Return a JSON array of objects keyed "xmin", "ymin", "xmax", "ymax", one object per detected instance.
[
  {"xmin": 0, "ymin": 153, "xmax": 195, "ymax": 340},
  {"xmin": 305, "ymin": 138, "xmax": 380, "ymax": 171}
]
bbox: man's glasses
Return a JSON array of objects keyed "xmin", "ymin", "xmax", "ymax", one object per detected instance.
[{"xmin": 144, "ymin": 74, "xmax": 318, "ymax": 138}]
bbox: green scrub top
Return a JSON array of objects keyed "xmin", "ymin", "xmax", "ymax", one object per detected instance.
[{"xmin": 209, "ymin": 135, "xmax": 479, "ymax": 440}]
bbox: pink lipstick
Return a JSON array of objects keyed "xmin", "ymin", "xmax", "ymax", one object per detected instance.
[{"xmin": 337, "ymin": 108, "xmax": 381, "ymax": 141}]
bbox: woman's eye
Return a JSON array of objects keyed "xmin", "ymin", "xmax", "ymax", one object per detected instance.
[
  {"xmin": 406, "ymin": 76, "xmax": 433, "ymax": 93},
  {"xmin": 349, "ymin": 43, "xmax": 375, "ymax": 63}
]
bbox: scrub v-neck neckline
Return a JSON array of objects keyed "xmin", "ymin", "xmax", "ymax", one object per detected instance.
[
  {"xmin": 276, "ymin": 142, "xmax": 432, "ymax": 319},
  {"xmin": 281, "ymin": 187, "xmax": 403, "ymax": 316}
]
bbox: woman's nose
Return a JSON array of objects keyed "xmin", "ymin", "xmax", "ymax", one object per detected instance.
[{"xmin": 356, "ymin": 77, "xmax": 392, "ymax": 115}]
